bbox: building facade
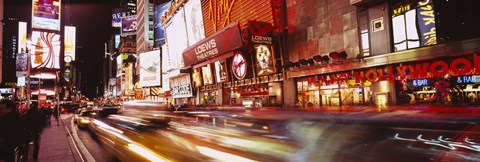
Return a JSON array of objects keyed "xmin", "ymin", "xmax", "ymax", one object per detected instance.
[{"xmin": 285, "ymin": 0, "xmax": 480, "ymax": 108}]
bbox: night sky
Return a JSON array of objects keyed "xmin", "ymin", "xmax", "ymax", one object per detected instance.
[{"xmin": 4, "ymin": 0, "xmax": 119, "ymax": 99}]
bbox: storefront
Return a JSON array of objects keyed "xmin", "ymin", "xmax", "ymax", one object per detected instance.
[
  {"xmin": 183, "ymin": 22, "xmax": 285, "ymax": 107},
  {"xmin": 292, "ymin": 52, "xmax": 480, "ymax": 107}
]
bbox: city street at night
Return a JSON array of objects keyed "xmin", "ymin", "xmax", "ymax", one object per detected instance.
[{"xmin": 1, "ymin": 0, "xmax": 480, "ymax": 161}]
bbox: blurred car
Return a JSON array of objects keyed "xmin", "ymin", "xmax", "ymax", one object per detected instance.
[{"xmin": 76, "ymin": 110, "xmax": 96, "ymax": 129}]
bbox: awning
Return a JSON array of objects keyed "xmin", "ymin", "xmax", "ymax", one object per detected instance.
[{"xmin": 182, "ymin": 22, "xmax": 243, "ymax": 66}]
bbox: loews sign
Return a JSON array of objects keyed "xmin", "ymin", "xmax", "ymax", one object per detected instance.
[
  {"xmin": 182, "ymin": 22, "xmax": 243, "ymax": 66},
  {"xmin": 316, "ymin": 55, "xmax": 480, "ymax": 85}
]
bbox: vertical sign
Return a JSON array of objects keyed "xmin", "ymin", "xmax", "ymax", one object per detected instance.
[
  {"xmin": 125, "ymin": 63, "xmax": 133, "ymax": 93},
  {"xmin": 154, "ymin": 2, "xmax": 171, "ymax": 47},
  {"xmin": 115, "ymin": 34, "xmax": 120, "ymax": 49},
  {"xmin": 32, "ymin": 0, "xmax": 61, "ymax": 31},
  {"xmin": 64, "ymin": 26, "xmax": 76, "ymax": 62},
  {"xmin": 18, "ymin": 22, "xmax": 27, "ymax": 53}
]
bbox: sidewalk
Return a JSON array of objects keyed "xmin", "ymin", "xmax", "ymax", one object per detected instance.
[{"xmin": 26, "ymin": 114, "xmax": 79, "ymax": 162}]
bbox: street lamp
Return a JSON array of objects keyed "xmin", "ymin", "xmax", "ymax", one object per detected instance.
[{"xmin": 26, "ymin": 39, "xmax": 33, "ymax": 110}]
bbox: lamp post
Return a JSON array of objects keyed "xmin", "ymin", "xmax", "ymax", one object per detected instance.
[{"xmin": 26, "ymin": 39, "xmax": 32, "ymax": 110}]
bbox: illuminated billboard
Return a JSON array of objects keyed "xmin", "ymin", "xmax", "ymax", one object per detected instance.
[
  {"xmin": 30, "ymin": 31, "xmax": 60, "ymax": 69},
  {"xmin": 154, "ymin": 2, "xmax": 171, "ymax": 47},
  {"xmin": 165, "ymin": 8, "xmax": 188, "ymax": 67},
  {"xmin": 184, "ymin": 0, "xmax": 205, "ymax": 45},
  {"xmin": 18, "ymin": 22, "xmax": 27, "ymax": 53},
  {"xmin": 115, "ymin": 34, "xmax": 120, "ymax": 49},
  {"xmin": 140, "ymin": 50, "xmax": 161, "ymax": 87},
  {"xmin": 121, "ymin": 16, "xmax": 137, "ymax": 36},
  {"xmin": 112, "ymin": 8, "xmax": 133, "ymax": 28},
  {"xmin": 32, "ymin": 0, "xmax": 61, "ymax": 31},
  {"xmin": 64, "ymin": 26, "xmax": 76, "ymax": 62}
]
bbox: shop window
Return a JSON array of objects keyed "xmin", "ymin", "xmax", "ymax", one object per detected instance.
[{"xmin": 391, "ymin": 0, "xmax": 436, "ymax": 52}]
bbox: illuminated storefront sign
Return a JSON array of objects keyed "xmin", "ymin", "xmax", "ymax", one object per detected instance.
[
  {"xmin": 412, "ymin": 79, "xmax": 428, "ymax": 87},
  {"xmin": 202, "ymin": 0, "xmax": 274, "ymax": 36},
  {"xmin": 32, "ymin": 0, "xmax": 61, "ymax": 31},
  {"xmin": 64, "ymin": 26, "xmax": 76, "ymax": 62},
  {"xmin": 30, "ymin": 31, "xmax": 60, "ymax": 69},
  {"xmin": 125, "ymin": 63, "xmax": 133, "ymax": 92},
  {"xmin": 456, "ymin": 75, "xmax": 480, "ymax": 84},
  {"xmin": 182, "ymin": 23, "xmax": 243, "ymax": 66},
  {"xmin": 248, "ymin": 21, "xmax": 274, "ymax": 45},
  {"xmin": 318, "ymin": 56, "xmax": 480, "ymax": 85},
  {"xmin": 140, "ymin": 50, "xmax": 162, "ymax": 87},
  {"xmin": 171, "ymin": 75, "xmax": 193, "ymax": 98}
]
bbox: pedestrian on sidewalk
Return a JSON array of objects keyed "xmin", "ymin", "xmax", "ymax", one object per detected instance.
[
  {"xmin": 0, "ymin": 99, "xmax": 28, "ymax": 162},
  {"xmin": 53, "ymin": 106, "xmax": 60, "ymax": 125},
  {"xmin": 43, "ymin": 106, "xmax": 53, "ymax": 127},
  {"xmin": 24, "ymin": 102, "xmax": 45, "ymax": 160}
]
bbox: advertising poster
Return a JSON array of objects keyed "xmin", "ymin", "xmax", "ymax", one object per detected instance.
[
  {"xmin": 184, "ymin": 0, "xmax": 205, "ymax": 45},
  {"xmin": 64, "ymin": 26, "xmax": 76, "ymax": 62},
  {"xmin": 32, "ymin": 0, "xmax": 61, "ymax": 31},
  {"xmin": 214, "ymin": 60, "xmax": 228, "ymax": 83},
  {"xmin": 154, "ymin": 2, "xmax": 171, "ymax": 47},
  {"xmin": 192, "ymin": 68, "xmax": 203, "ymax": 87},
  {"xmin": 121, "ymin": 16, "xmax": 137, "ymax": 36},
  {"xmin": 140, "ymin": 50, "xmax": 161, "ymax": 87},
  {"xmin": 18, "ymin": 22, "xmax": 27, "ymax": 53},
  {"xmin": 16, "ymin": 52, "xmax": 27, "ymax": 77},
  {"xmin": 112, "ymin": 8, "xmax": 132, "ymax": 27},
  {"xmin": 255, "ymin": 45, "xmax": 276, "ymax": 76},
  {"xmin": 30, "ymin": 31, "xmax": 60, "ymax": 69},
  {"xmin": 202, "ymin": 64, "xmax": 214, "ymax": 85}
]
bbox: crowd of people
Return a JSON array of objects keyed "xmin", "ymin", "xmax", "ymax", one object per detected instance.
[{"xmin": 0, "ymin": 99, "xmax": 61, "ymax": 162}]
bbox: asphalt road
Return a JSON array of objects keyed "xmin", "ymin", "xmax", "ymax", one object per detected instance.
[{"xmin": 65, "ymin": 115, "xmax": 119, "ymax": 162}]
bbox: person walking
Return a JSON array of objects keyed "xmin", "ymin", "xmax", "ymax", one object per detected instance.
[
  {"xmin": 24, "ymin": 102, "xmax": 45, "ymax": 160},
  {"xmin": 0, "ymin": 99, "xmax": 28, "ymax": 162},
  {"xmin": 53, "ymin": 106, "xmax": 60, "ymax": 126},
  {"xmin": 44, "ymin": 106, "xmax": 53, "ymax": 126}
]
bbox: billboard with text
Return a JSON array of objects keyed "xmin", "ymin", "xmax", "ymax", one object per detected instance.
[{"xmin": 140, "ymin": 50, "xmax": 161, "ymax": 87}]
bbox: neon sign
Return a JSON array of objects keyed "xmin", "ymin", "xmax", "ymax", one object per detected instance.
[
  {"xmin": 456, "ymin": 75, "xmax": 480, "ymax": 84},
  {"xmin": 412, "ymin": 79, "xmax": 428, "ymax": 87}
]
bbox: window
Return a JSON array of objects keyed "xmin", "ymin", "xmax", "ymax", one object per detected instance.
[
  {"xmin": 358, "ymin": 10, "xmax": 370, "ymax": 56},
  {"xmin": 392, "ymin": 0, "xmax": 436, "ymax": 51}
]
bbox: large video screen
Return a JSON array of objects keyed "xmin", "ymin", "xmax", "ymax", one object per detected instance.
[
  {"xmin": 32, "ymin": 0, "xmax": 61, "ymax": 31},
  {"xmin": 140, "ymin": 50, "xmax": 161, "ymax": 87},
  {"xmin": 30, "ymin": 31, "xmax": 60, "ymax": 69},
  {"xmin": 184, "ymin": 0, "xmax": 205, "ymax": 46},
  {"xmin": 154, "ymin": 2, "xmax": 171, "ymax": 48}
]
